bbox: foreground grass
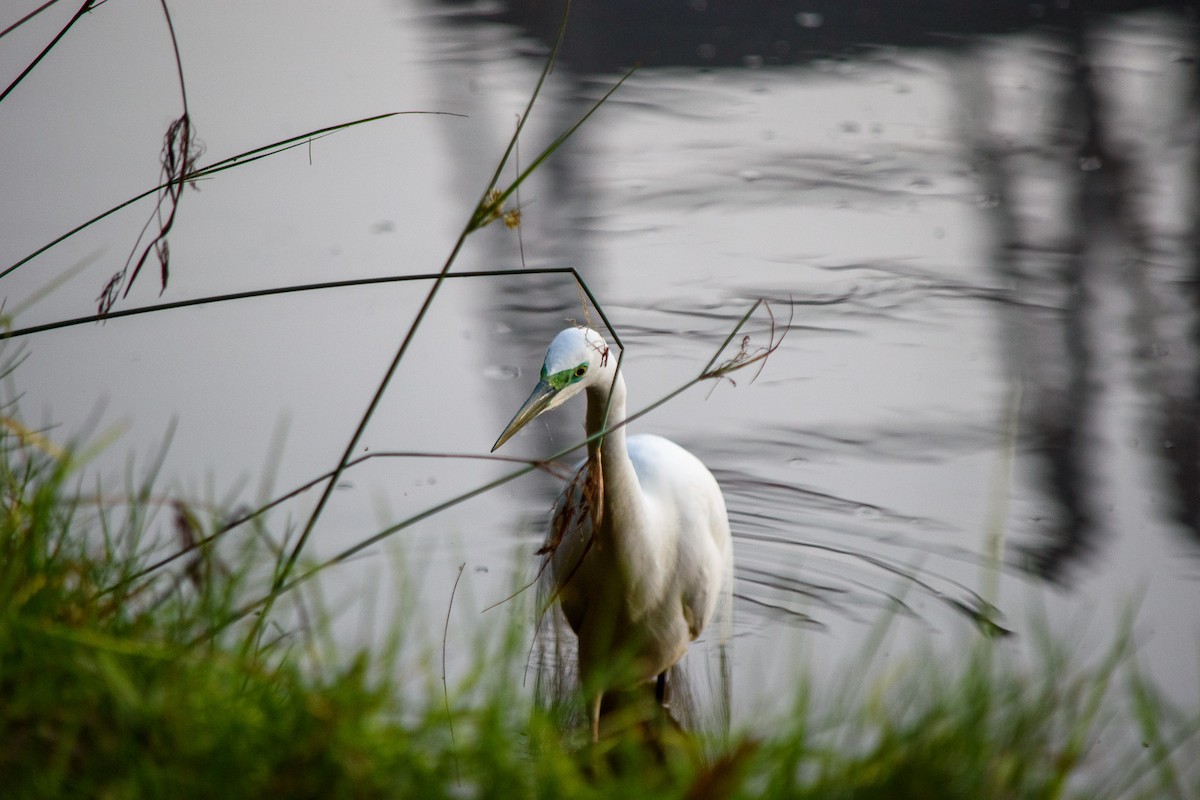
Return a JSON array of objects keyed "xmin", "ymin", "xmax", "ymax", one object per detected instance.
[{"xmin": 0, "ymin": 427, "xmax": 1195, "ymax": 800}]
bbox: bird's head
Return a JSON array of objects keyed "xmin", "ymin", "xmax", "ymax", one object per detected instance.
[{"xmin": 492, "ymin": 326, "xmax": 613, "ymax": 451}]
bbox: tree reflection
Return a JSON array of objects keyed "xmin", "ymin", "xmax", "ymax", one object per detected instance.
[{"xmin": 973, "ymin": 9, "xmax": 1199, "ymax": 581}]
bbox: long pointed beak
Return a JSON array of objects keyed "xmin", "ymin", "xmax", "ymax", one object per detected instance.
[{"xmin": 492, "ymin": 379, "xmax": 557, "ymax": 452}]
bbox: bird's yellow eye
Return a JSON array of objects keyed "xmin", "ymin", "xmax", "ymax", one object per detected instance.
[{"xmin": 574, "ymin": 365, "xmax": 588, "ymax": 378}]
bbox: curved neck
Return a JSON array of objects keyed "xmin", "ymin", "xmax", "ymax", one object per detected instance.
[
  {"xmin": 584, "ymin": 369, "xmax": 639, "ymax": 522},
  {"xmin": 584, "ymin": 369, "xmax": 627, "ymax": 459}
]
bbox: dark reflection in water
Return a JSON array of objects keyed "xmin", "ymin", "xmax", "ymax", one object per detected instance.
[
  {"xmin": 441, "ymin": 0, "xmax": 1196, "ymax": 72},
  {"xmin": 969, "ymin": 11, "xmax": 1200, "ymax": 580}
]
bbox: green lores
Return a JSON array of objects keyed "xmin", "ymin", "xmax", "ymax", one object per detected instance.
[{"xmin": 541, "ymin": 362, "xmax": 589, "ymax": 391}]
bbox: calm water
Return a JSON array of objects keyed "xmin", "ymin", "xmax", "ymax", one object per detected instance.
[{"xmin": 2, "ymin": 0, "xmax": 1197, "ymax": 735}]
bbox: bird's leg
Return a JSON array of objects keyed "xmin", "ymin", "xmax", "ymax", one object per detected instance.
[
  {"xmin": 590, "ymin": 692, "xmax": 603, "ymax": 743},
  {"xmin": 655, "ymin": 672, "xmax": 667, "ymax": 705}
]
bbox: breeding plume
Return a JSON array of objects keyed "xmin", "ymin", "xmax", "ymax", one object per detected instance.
[{"xmin": 492, "ymin": 326, "xmax": 733, "ymax": 741}]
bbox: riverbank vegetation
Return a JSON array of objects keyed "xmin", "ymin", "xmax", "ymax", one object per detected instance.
[{"xmin": 0, "ymin": 422, "xmax": 1194, "ymax": 798}]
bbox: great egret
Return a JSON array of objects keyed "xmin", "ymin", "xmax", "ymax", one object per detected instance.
[{"xmin": 492, "ymin": 326, "xmax": 733, "ymax": 741}]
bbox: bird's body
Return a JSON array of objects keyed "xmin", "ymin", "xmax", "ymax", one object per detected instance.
[
  {"xmin": 549, "ymin": 434, "xmax": 728, "ymax": 694},
  {"xmin": 493, "ymin": 327, "xmax": 732, "ymax": 740}
]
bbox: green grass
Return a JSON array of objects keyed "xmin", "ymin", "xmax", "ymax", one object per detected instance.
[{"xmin": 0, "ymin": 421, "xmax": 1196, "ymax": 800}]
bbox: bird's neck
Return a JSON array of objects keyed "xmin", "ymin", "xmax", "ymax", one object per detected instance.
[
  {"xmin": 585, "ymin": 369, "xmax": 627, "ymax": 458},
  {"xmin": 584, "ymin": 370, "xmax": 639, "ymax": 519}
]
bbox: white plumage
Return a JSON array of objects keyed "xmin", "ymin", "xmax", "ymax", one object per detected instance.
[{"xmin": 493, "ymin": 327, "xmax": 733, "ymax": 740}]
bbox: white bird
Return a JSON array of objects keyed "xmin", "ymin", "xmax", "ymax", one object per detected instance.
[{"xmin": 492, "ymin": 326, "xmax": 733, "ymax": 741}]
